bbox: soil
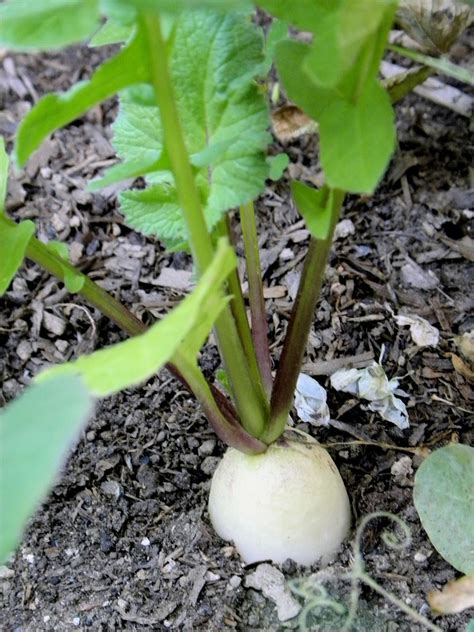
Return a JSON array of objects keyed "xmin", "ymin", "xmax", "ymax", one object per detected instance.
[{"xmin": 0, "ymin": 30, "xmax": 473, "ymax": 632}]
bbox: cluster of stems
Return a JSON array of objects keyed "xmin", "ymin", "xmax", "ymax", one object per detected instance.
[{"xmin": 21, "ymin": 11, "xmax": 428, "ymax": 454}]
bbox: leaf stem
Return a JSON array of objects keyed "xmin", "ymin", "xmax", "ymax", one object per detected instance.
[
  {"xmin": 216, "ymin": 216, "xmax": 269, "ymax": 403},
  {"xmin": 174, "ymin": 352, "xmax": 267, "ymax": 454},
  {"xmin": 24, "ymin": 232, "xmax": 244, "ymax": 439},
  {"xmin": 142, "ymin": 13, "xmax": 268, "ymax": 439},
  {"xmin": 240, "ymin": 201, "xmax": 273, "ymax": 396},
  {"xmin": 262, "ymin": 189, "xmax": 345, "ymax": 444}
]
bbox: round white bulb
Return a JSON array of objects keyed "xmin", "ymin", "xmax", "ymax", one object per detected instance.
[{"xmin": 208, "ymin": 438, "xmax": 351, "ymax": 566}]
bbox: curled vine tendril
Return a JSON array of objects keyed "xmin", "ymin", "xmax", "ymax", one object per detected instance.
[{"xmin": 289, "ymin": 511, "xmax": 443, "ymax": 632}]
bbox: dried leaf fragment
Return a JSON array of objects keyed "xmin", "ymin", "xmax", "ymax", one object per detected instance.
[
  {"xmin": 449, "ymin": 353, "xmax": 474, "ymax": 383},
  {"xmin": 455, "ymin": 330, "xmax": 474, "ymax": 366},
  {"xmin": 428, "ymin": 575, "xmax": 474, "ymax": 614},
  {"xmin": 397, "ymin": 0, "xmax": 474, "ymax": 54},
  {"xmin": 271, "ymin": 105, "xmax": 316, "ymax": 143},
  {"xmin": 395, "ymin": 313, "xmax": 440, "ymax": 347}
]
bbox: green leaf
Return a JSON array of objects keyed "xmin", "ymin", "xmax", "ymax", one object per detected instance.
[
  {"xmin": 291, "ymin": 182, "xmax": 332, "ymax": 239},
  {"xmin": 256, "ymin": 0, "xmax": 339, "ymax": 33},
  {"xmin": 303, "ymin": 0, "xmax": 397, "ymax": 94},
  {"xmin": 89, "ymin": 18, "xmax": 134, "ymax": 47},
  {"xmin": 319, "ymin": 80, "xmax": 395, "ymax": 193},
  {"xmin": 390, "ymin": 44, "xmax": 474, "ymax": 87},
  {"xmin": 267, "ymin": 153, "xmax": 289, "ymax": 181},
  {"xmin": 414, "ymin": 444, "xmax": 474, "ymax": 575},
  {"xmin": 0, "ymin": 375, "xmax": 94, "ymax": 562},
  {"xmin": 0, "ymin": 216, "xmax": 35, "ymax": 295},
  {"xmin": 0, "ymin": 0, "xmax": 101, "ymax": 51},
  {"xmin": 111, "ymin": 0, "xmax": 251, "ymax": 12},
  {"xmin": 15, "ymin": 28, "xmax": 150, "ymax": 167},
  {"xmin": 37, "ymin": 239, "xmax": 236, "ymax": 396},
  {"xmin": 119, "ymin": 183, "xmax": 184, "ymax": 248},
  {"xmin": 112, "ymin": 11, "xmax": 270, "ymax": 246},
  {"xmin": 0, "ymin": 138, "xmax": 8, "ymax": 214},
  {"xmin": 261, "ymin": 18, "xmax": 288, "ymax": 73},
  {"xmin": 274, "ymin": 1, "xmax": 396, "ymax": 194},
  {"xmin": 275, "ymin": 40, "xmax": 331, "ymax": 120}
]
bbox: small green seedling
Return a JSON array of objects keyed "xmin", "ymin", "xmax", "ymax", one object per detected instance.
[{"xmin": 0, "ymin": 0, "xmax": 471, "ymax": 570}]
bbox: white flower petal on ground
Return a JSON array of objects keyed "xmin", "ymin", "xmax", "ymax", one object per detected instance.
[
  {"xmin": 395, "ymin": 313, "xmax": 440, "ymax": 347},
  {"xmin": 330, "ymin": 362, "xmax": 410, "ymax": 429},
  {"xmin": 294, "ymin": 374, "xmax": 330, "ymax": 427}
]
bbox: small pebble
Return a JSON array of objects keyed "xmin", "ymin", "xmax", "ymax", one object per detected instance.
[
  {"xmin": 140, "ymin": 537, "xmax": 151, "ymax": 547},
  {"xmin": 198, "ymin": 439, "xmax": 216, "ymax": 456},
  {"xmin": 414, "ymin": 551, "xmax": 427, "ymax": 563},
  {"xmin": 228, "ymin": 575, "xmax": 242, "ymax": 590},
  {"xmin": 101, "ymin": 480, "xmax": 122, "ymax": 499},
  {"xmin": 0, "ymin": 565, "xmax": 14, "ymax": 579},
  {"xmin": 72, "ymin": 617, "xmax": 80, "ymax": 627},
  {"xmin": 200, "ymin": 456, "xmax": 220, "ymax": 476}
]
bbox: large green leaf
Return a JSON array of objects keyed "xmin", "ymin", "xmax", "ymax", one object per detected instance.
[
  {"xmin": 37, "ymin": 239, "xmax": 236, "ymax": 396},
  {"xmin": 111, "ymin": 0, "xmax": 251, "ymax": 11},
  {"xmin": 303, "ymin": 0, "xmax": 397, "ymax": 94},
  {"xmin": 0, "ymin": 142, "xmax": 35, "ymax": 294},
  {"xmin": 319, "ymin": 80, "xmax": 395, "ymax": 193},
  {"xmin": 275, "ymin": 5, "xmax": 396, "ymax": 194},
  {"xmin": 0, "ymin": 216, "xmax": 35, "ymax": 295},
  {"xmin": 414, "ymin": 444, "xmax": 474, "ymax": 575},
  {"xmin": 0, "ymin": 138, "xmax": 8, "ymax": 213},
  {"xmin": 102, "ymin": 11, "xmax": 270, "ymax": 247},
  {"xmin": 0, "ymin": 375, "xmax": 94, "ymax": 562},
  {"xmin": 0, "ymin": 0, "xmax": 101, "ymax": 51},
  {"xmin": 291, "ymin": 182, "xmax": 331, "ymax": 240},
  {"xmin": 256, "ymin": 0, "xmax": 339, "ymax": 33},
  {"xmin": 15, "ymin": 28, "xmax": 150, "ymax": 167}
]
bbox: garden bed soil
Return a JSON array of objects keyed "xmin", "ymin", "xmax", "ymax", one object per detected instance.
[{"xmin": 0, "ymin": 36, "xmax": 473, "ymax": 631}]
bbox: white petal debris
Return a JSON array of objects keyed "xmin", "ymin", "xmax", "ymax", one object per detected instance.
[
  {"xmin": 330, "ymin": 362, "xmax": 410, "ymax": 430},
  {"xmin": 294, "ymin": 373, "xmax": 330, "ymax": 426},
  {"xmin": 395, "ymin": 313, "xmax": 440, "ymax": 347}
]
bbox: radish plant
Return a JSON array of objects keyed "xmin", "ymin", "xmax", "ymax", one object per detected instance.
[{"xmin": 1, "ymin": 0, "xmax": 424, "ymax": 566}]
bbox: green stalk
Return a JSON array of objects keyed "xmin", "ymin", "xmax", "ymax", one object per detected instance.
[
  {"xmin": 25, "ymin": 232, "xmax": 245, "ymax": 439},
  {"xmin": 262, "ymin": 189, "xmax": 345, "ymax": 444},
  {"xmin": 240, "ymin": 201, "xmax": 273, "ymax": 396},
  {"xmin": 174, "ymin": 352, "xmax": 266, "ymax": 454},
  {"xmin": 216, "ymin": 216, "xmax": 269, "ymax": 404},
  {"xmin": 26, "ymin": 236, "xmax": 145, "ymax": 337},
  {"xmin": 142, "ymin": 14, "xmax": 268, "ymax": 439}
]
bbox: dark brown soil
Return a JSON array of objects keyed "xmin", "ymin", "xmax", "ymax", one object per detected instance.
[{"xmin": 0, "ymin": 33, "xmax": 473, "ymax": 632}]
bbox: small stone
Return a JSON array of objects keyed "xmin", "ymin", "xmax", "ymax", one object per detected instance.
[
  {"xmin": 200, "ymin": 456, "xmax": 220, "ymax": 476},
  {"xmin": 279, "ymin": 247, "xmax": 294, "ymax": 261},
  {"xmin": 391, "ymin": 456, "xmax": 413, "ymax": 487},
  {"xmin": 101, "ymin": 480, "xmax": 122, "ymax": 499},
  {"xmin": 72, "ymin": 617, "xmax": 80, "ymax": 627},
  {"xmin": 0, "ymin": 565, "xmax": 14, "ymax": 579},
  {"xmin": 198, "ymin": 439, "xmax": 216, "ymax": 457},
  {"xmin": 228, "ymin": 575, "xmax": 242, "ymax": 590},
  {"xmin": 334, "ymin": 219, "xmax": 355, "ymax": 240},
  {"xmin": 244, "ymin": 563, "xmax": 301, "ymax": 622},
  {"xmin": 140, "ymin": 537, "xmax": 151, "ymax": 547},
  {"xmin": 17, "ymin": 340, "xmax": 32, "ymax": 361},
  {"xmin": 86, "ymin": 431, "xmax": 96, "ymax": 441},
  {"xmin": 414, "ymin": 551, "xmax": 427, "ymax": 563},
  {"xmin": 42, "ymin": 311, "xmax": 66, "ymax": 336},
  {"xmin": 23, "ymin": 553, "xmax": 34, "ymax": 565},
  {"xmin": 205, "ymin": 571, "xmax": 220, "ymax": 582},
  {"xmin": 43, "ymin": 615, "xmax": 51, "ymax": 623}
]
